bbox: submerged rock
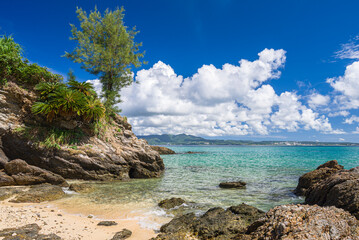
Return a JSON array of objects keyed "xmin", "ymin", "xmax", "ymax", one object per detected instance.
[
  {"xmin": 294, "ymin": 160, "xmax": 343, "ymax": 196},
  {"xmin": 69, "ymin": 183, "xmax": 94, "ymax": 193},
  {"xmin": 4, "ymin": 159, "xmax": 68, "ymax": 187},
  {"xmin": 111, "ymin": 229, "xmax": 132, "ymax": 240},
  {"xmin": 243, "ymin": 204, "xmax": 359, "ymax": 240},
  {"xmin": 97, "ymin": 221, "xmax": 118, "ymax": 226},
  {"xmin": 9, "ymin": 184, "xmax": 66, "ymax": 203},
  {"xmin": 219, "ymin": 181, "xmax": 246, "ymax": 189},
  {"xmin": 151, "ymin": 146, "xmax": 176, "ymax": 155},
  {"xmin": 154, "ymin": 203, "xmax": 264, "ymax": 240},
  {"xmin": 159, "ymin": 198, "xmax": 186, "ymax": 209},
  {"xmin": 0, "ymin": 223, "xmax": 62, "ymax": 239}
]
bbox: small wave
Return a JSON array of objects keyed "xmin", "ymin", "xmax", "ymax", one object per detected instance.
[{"xmin": 62, "ymin": 187, "xmax": 78, "ymax": 195}]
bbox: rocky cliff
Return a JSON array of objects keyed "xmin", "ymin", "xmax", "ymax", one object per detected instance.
[{"xmin": 0, "ymin": 81, "xmax": 164, "ymax": 184}]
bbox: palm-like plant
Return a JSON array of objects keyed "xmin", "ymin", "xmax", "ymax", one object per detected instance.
[
  {"xmin": 32, "ymin": 101, "xmax": 58, "ymax": 122},
  {"xmin": 83, "ymin": 96, "xmax": 106, "ymax": 122},
  {"xmin": 50, "ymin": 88, "xmax": 85, "ymax": 118},
  {"xmin": 34, "ymin": 82, "xmax": 66, "ymax": 100},
  {"xmin": 68, "ymin": 79, "xmax": 95, "ymax": 97}
]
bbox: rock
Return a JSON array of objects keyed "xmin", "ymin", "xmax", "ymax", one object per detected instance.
[
  {"xmin": 0, "ymin": 223, "xmax": 62, "ymax": 239},
  {"xmin": 244, "ymin": 204, "xmax": 359, "ymax": 240},
  {"xmin": 69, "ymin": 183, "xmax": 94, "ymax": 193},
  {"xmin": 154, "ymin": 203, "xmax": 264, "ymax": 240},
  {"xmin": 0, "ymin": 147, "xmax": 9, "ymax": 169},
  {"xmin": 305, "ymin": 166, "xmax": 359, "ymax": 219},
  {"xmin": 97, "ymin": 221, "xmax": 118, "ymax": 226},
  {"xmin": 0, "ymin": 171, "xmax": 16, "ymax": 187},
  {"xmin": 111, "ymin": 229, "xmax": 132, "ymax": 240},
  {"xmin": 294, "ymin": 160, "xmax": 343, "ymax": 196},
  {"xmin": 4, "ymin": 159, "xmax": 68, "ymax": 187},
  {"xmin": 159, "ymin": 198, "xmax": 186, "ymax": 209},
  {"xmin": 219, "ymin": 181, "xmax": 246, "ymax": 189},
  {"xmin": 151, "ymin": 146, "xmax": 176, "ymax": 155},
  {"xmin": 9, "ymin": 184, "xmax": 66, "ymax": 203},
  {"xmin": 0, "ymin": 186, "xmax": 25, "ymax": 201}
]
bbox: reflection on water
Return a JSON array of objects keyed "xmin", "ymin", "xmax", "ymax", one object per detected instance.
[{"xmin": 55, "ymin": 146, "xmax": 359, "ymax": 229}]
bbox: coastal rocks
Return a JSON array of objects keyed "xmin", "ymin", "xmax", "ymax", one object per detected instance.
[
  {"xmin": 69, "ymin": 183, "xmax": 94, "ymax": 193},
  {"xmin": 111, "ymin": 229, "xmax": 132, "ymax": 240},
  {"xmin": 0, "ymin": 171, "xmax": 16, "ymax": 186},
  {"xmin": 151, "ymin": 146, "xmax": 176, "ymax": 155},
  {"xmin": 9, "ymin": 184, "xmax": 66, "ymax": 203},
  {"xmin": 154, "ymin": 203, "xmax": 264, "ymax": 240},
  {"xmin": 0, "ymin": 223, "xmax": 62, "ymax": 240},
  {"xmin": 4, "ymin": 159, "xmax": 68, "ymax": 187},
  {"xmin": 0, "ymin": 147, "xmax": 8, "ymax": 169},
  {"xmin": 219, "ymin": 181, "xmax": 246, "ymax": 189},
  {"xmin": 294, "ymin": 160, "xmax": 343, "ymax": 196},
  {"xmin": 305, "ymin": 166, "xmax": 359, "ymax": 219},
  {"xmin": 243, "ymin": 204, "xmax": 359, "ymax": 240},
  {"xmin": 159, "ymin": 198, "xmax": 186, "ymax": 209},
  {"xmin": 97, "ymin": 221, "xmax": 118, "ymax": 226}
]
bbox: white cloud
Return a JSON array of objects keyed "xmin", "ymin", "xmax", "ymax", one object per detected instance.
[
  {"xmin": 328, "ymin": 111, "xmax": 350, "ymax": 117},
  {"xmin": 327, "ymin": 61, "xmax": 359, "ymax": 109},
  {"xmin": 88, "ymin": 49, "xmax": 334, "ymax": 137},
  {"xmin": 308, "ymin": 93, "xmax": 330, "ymax": 109},
  {"xmin": 335, "ymin": 37, "xmax": 359, "ymax": 59},
  {"xmin": 339, "ymin": 138, "xmax": 345, "ymax": 141},
  {"xmin": 344, "ymin": 115, "xmax": 359, "ymax": 124},
  {"xmin": 353, "ymin": 127, "xmax": 359, "ymax": 134}
]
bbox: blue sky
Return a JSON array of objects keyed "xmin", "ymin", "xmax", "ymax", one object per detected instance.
[{"xmin": 1, "ymin": 0, "xmax": 359, "ymax": 142}]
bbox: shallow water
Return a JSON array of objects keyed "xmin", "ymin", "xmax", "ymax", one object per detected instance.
[{"xmin": 57, "ymin": 146, "xmax": 359, "ymax": 229}]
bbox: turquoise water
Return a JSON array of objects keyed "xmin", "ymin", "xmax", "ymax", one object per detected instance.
[{"xmin": 63, "ymin": 146, "xmax": 359, "ymax": 214}]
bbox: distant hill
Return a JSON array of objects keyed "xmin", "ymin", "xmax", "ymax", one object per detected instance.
[{"xmin": 138, "ymin": 134, "xmax": 359, "ymax": 146}]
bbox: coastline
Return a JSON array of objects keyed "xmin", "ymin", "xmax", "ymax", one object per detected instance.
[{"xmin": 0, "ymin": 199, "xmax": 163, "ymax": 240}]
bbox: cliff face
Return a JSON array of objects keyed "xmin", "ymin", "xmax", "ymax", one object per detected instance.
[{"xmin": 0, "ymin": 82, "xmax": 164, "ymax": 181}]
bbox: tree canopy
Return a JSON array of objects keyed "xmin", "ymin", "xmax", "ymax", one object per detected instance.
[{"xmin": 64, "ymin": 6, "xmax": 145, "ymax": 113}]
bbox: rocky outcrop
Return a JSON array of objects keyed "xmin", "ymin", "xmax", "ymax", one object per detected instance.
[
  {"xmin": 9, "ymin": 184, "xmax": 66, "ymax": 203},
  {"xmin": 3, "ymin": 159, "xmax": 68, "ymax": 186},
  {"xmin": 158, "ymin": 198, "xmax": 186, "ymax": 209},
  {"xmin": 294, "ymin": 160, "xmax": 343, "ymax": 196},
  {"xmin": 0, "ymin": 147, "xmax": 8, "ymax": 169},
  {"xmin": 153, "ymin": 203, "xmax": 264, "ymax": 240},
  {"xmin": 219, "ymin": 181, "xmax": 246, "ymax": 189},
  {"xmin": 151, "ymin": 146, "xmax": 176, "ymax": 155},
  {"xmin": 305, "ymin": 166, "xmax": 359, "ymax": 219},
  {"xmin": 0, "ymin": 81, "xmax": 164, "ymax": 181},
  {"xmin": 243, "ymin": 204, "xmax": 359, "ymax": 240},
  {"xmin": 0, "ymin": 223, "xmax": 62, "ymax": 239}
]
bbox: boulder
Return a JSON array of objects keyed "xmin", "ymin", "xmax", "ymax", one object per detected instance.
[
  {"xmin": 0, "ymin": 171, "xmax": 15, "ymax": 187},
  {"xmin": 151, "ymin": 146, "xmax": 176, "ymax": 155},
  {"xmin": 111, "ymin": 229, "xmax": 132, "ymax": 240},
  {"xmin": 9, "ymin": 184, "xmax": 66, "ymax": 203},
  {"xmin": 0, "ymin": 148, "xmax": 8, "ymax": 169},
  {"xmin": 154, "ymin": 203, "xmax": 264, "ymax": 240},
  {"xmin": 69, "ymin": 183, "xmax": 94, "ymax": 193},
  {"xmin": 97, "ymin": 221, "xmax": 118, "ymax": 226},
  {"xmin": 305, "ymin": 166, "xmax": 359, "ymax": 219},
  {"xmin": 243, "ymin": 204, "xmax": 359, "ymax": 240},
  {"xmin": 0, "ymin": 223, "xmax": 62, "ymax": 239},
  {"xmin": 219, "ymin": 181, "xmax": 246, "ymax": 189},
  {"xmin": 4, "ymin": 159, "xmax": 68, "ymax": 187},
  {"xmin": 158, "ymin": 198, "xmax": 186, "ymax": 209},
  {"xmin": 294, "ymin": 160, "xmax": 343, "ymax": 196}
]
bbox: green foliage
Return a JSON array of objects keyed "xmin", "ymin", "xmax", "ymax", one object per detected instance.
[
  {"xmin": 64, "ymin": 6, "xmax": 145, "ymax": 113},
  {"xmin": 0, "ymin": 35, "xmax": 63, "ymax": 85}
]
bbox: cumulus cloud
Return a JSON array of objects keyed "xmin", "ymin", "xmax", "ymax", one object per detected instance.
[
  {"xmin": 327, "ymin": 61, "xmax": 359, "ymax": 109},
  {"xmin": 308, "ymin": 93, "xmax": 330, "ymax": 109},
  {"xmin": 88, "ymin": 49, "xmax": 334, "ymax": 136},
  {"xmin": 344, "ymin": 115, "xmax": 359, "ymax": 124},
  {"xmin": 328, "ymin": 111, "xmax": 350, "ymax": 117}
]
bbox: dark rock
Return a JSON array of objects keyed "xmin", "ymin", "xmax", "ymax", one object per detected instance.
[
  {"xmin": 154, "ymin": 203, "xmax": 264, "ymax": 240},
  {"xmin": 294, "ymin": 160, "xmax": 343, "ymax": 196},
  {"xmin": 219, "ymin": 181, "xmax": 246, "ymax": 189},
  {"xmin": 97, "ymin": 221, "xmax": 118, "ymax": 226},
  {"xmin": 0, "ymin": 147, "xmax": 8, "ymax": 169},
  {"xmin": 151, "ymin": 146, "xmax": 176, "ymax": 155},
  {"xmin": 9, "ymin": 184, "xmax": 66, "ymax": 203},
  {"xmin": 111, "ymin": 229, "xmax": 132, "ymax": 240},
  {"xmin": 305, "ymin": 166, "xmax": 359, "ymax": 219},
  {"xmin": 0, "ymin": 171, "xmax": 16, "ymax": 187},
  {"xmin": 69, "ymin": 183, "xmax": 94, "ymax": 193},
  {"xmin": 244, "ymin": 204, "xmax": 359, "ymax": 239},
  {"xmin": 4, "ymin": 159, "xmax": 68, "ymax": 187},
  {"xmin": 158, "ymin": 198, "xmax": 186, "ymax": 209},
  {"xmin": 0, "ymin": 223, "xmax": 62, "ymax": 240}
]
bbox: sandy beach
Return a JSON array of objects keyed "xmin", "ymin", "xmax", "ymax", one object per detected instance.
[{"xmin": 0, "ymin": 200, "xmax": 161, "ymax": 240}]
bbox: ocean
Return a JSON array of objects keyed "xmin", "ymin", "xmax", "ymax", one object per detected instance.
[{"xmin": 56, "ymin": 145, "xmax": 359, "ymax": 230}]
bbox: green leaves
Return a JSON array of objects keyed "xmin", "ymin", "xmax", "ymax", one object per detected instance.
[{"xmin": 65, "ymin": 6, "xmax": 145, "ymax": 113}]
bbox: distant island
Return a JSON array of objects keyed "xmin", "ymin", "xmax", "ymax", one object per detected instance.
[{"xmin": 139, "ymin": 134, "xmax": 359, "ymax": 146}]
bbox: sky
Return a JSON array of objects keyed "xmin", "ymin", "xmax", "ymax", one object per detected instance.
[{"xmin": 1, "ymin": 0, "xmax": 359, "ymax": 142}]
